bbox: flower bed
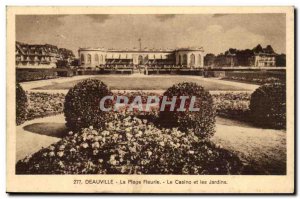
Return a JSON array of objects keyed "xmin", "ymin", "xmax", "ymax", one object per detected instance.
[
  {"xmin": 25, "ymin": 91, "xmax": 251, "ymax": 122},
  {"xmin": 222, "ymin": 71, "xmax": 285, "ymax": 85},
  {"xmin": 26, "ymin": 92, "xmax": 65, "ymax": 120},
  {"xmin": 16, "ymin": 113, "xmax": 242, "ymax": 174},
  {"xmin": 212, "ymin": 92, "xmax": 250, "ymax": 120}
]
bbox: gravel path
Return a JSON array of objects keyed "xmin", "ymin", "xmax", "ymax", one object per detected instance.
[{"xmin": 212, "ymin": 117, "xmax": 286, "ymax": 174}]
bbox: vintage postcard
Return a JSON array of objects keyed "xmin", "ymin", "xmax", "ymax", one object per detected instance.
[{"xmin": 6, "ymin": 6, "xmax": 294, "ymax": 193}]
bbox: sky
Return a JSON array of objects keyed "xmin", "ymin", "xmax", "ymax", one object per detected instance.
[{"xmin": 16, "ymin": 14, "xmax": 286, "ymax": 57}]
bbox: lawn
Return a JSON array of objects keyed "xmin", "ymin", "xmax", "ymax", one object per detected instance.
[{"xmin": 34, "ymin": 76, "xmax": 251, "ymax": 91}]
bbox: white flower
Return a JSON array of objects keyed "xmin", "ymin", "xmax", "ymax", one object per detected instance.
[
  {"xmin": 68, "ymin": 131, "xmax": 73, "ymax": 136},
  {"xmin": 59, "ymin": 145, "xmax": 65, "ymax": 151},
  {"xmin": 129, "ymin": 146, "xmax": 137, "ymax": 153},
  {"xmin": 136, "ymin": 131, "xmax": 143, "ymax": 137},
  {"xmin": 94, "ymin": 136, "xmax": 102, "ymax": 141},
  {"xmin": 49, "ymin": 151, "xmax": 55, "ymax": 157},
  {"xmin": 92, "ymin": 142, "xmax": 100, "ymax": 149},
  {"xmin": 58, "ymin": 161, "xmax": 64, "ymax": 168},
  {"xmin": 121, "ymin": 166, "xmax": 127, "ymax": 173},
  {"xmin": 93, "ymin": 149, "xmax": 99, "ymax": 155},
  {"xmin": 57, "ymin": 151, "xmax": 64, "ymax": 157},
  {"xmin": 102, "ymin": 130, "xmax": 110, "ymax": 136},
  {"xmin": 89, "ymin": 126, "xmax": 93, "ymax": 130},
  {"xmin": 126, "ymin": 133, "xmax": 132, "ymax": 139},
  {"xmin": 81, "ymin": 142, "xmax": 89, "ymax": 149},
  {"xmin": 109, "ymin": 155, "xmax": 118, "ymax": 165},
  {"xmin": 188, "ymin": 150, "xmax": 195, "ymax": 154},
  {"xmin": 87, "ymin": 134, "xmax": 94, "ymax": 140}
]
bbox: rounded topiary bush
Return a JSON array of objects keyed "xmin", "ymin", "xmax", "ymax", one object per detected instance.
[
  {"xmin": 16, "ymin": 83, "xmax": 28, "ymax": 125},
  {"xmin": 249, "ymin": 82, "xmax": 286, "ymax": 129},
  {"xmin": 64, "ymin": 79, "xmax": 114, "ymax": 131},
  {"xmin": 159, "ymin": 82, "xmax": 216, "ymax": 139}
]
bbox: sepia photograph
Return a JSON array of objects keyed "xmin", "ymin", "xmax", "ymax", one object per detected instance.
[{"xmin": 6, "ymin": 6, "xmax": 294, "ymax": 193}]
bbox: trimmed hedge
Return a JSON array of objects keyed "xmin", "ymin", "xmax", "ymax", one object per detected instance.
[
  {"xmin": 159, "ymin": 82, "xmax": 216, "ymax": 139},
  {"xmin": 249, "ymin": 82, "xmax": 286, "ymax": 129},
  {"xmin": 16, "ymin": 83, "xmax": 28, "ymax": 125},
  {"xmin": 16, "ymin": 69, "xmax": 58, "ymax": 82},
  {"xmin": 64, "ymin": 79, "xmax": 114, "ymax": 131}
]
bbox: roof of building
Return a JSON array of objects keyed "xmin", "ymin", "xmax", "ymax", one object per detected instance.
[
  {"xmin": 253, "ymin": 44, "xmax": 276, "ymax": 55},
  {"xmin": 16, "ymin": 42, "xmax": 75, "ymax": 58},
  {"xmin": 78, "ymin": 46, "xmax": 204, "ymax": 52}
]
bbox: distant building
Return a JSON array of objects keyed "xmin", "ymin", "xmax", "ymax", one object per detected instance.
[
  {"xmin": 251, "ymin": 44, "xmax": 276, "ymax": 67},
  {"xmin": 205, "ymin": 44, "xmax": 278, "ymax": 67},
  {"xmin": 16, "ymin": 42, "xmax": 75, "ymax": 68},
  {"xmin": 78, "ymin": 47, "xmax": 205, "ymax": 68}
]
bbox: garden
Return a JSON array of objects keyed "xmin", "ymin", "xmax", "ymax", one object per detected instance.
[
  {"xmin": 221, "ymin": 70, "xmax": 286, "ymax": 85},
  {"xmin": 15, "ymin": 78, "xmax": 286, "ymax": 175}
]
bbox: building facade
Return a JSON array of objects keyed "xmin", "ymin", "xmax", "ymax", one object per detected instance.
[
  {"xmin": 250, "ymin": 45, "xmax": 276, "ymax": 67},
  {"xmin": 16, "ymin": 42, "xmax": 75, "ymax": 68},
  {"xmin": 204, "ymin": 45, "xmax": 277, "ymax": 68},
  {"xmin": 78, "ymin": 47, "xmax": 205, "ymax": 68}
]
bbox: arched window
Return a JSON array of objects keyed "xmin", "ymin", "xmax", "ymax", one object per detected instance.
[
  {"xmin": 198, "ymin": 54, "xmax": 202, "ymax": 66},
  {"xmin": 138, "ymin": 55, "xmax": 143, "ymax": 65},
  {"xmin": 100, "ymin": 55, "xmax": 103, "ymax": 64},
  {"xmin": 190, "ymin": 54, "xmax": 195, "ymax": 66},
  {"xmin": 178, "ymin": 55, "xmax": 181, "ymax": 65},
  {"xmin": 95, "ymin": 54, "xmax": 99, "ymax": 63},
  {"xmin": 81, "ymin": 54, "xmax": 85, "ymax": 63},
  {"xmin": 87, "ymin": 54, "xmax": 92, "ymax": 63},
  {"xmin": 182, "ymin": 54, "xmax": 187, "ymax": 65}
]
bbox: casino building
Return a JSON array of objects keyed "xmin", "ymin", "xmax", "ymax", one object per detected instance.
[{"xmin": 78, "ymin": 47, "xmax": 205, "ymax": 68}]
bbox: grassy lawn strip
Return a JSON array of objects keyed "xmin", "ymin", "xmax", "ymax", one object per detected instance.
[{"xmin": 34, "ymin": 76, "xmax": 250, "ymax": 91}]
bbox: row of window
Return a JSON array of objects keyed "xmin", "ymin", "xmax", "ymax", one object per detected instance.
[
  {"xmin": 178, "ymin": 54, "xmax": 202, "ymax": 66},
  {"xmin": 16, "ymin": 55, "xmax": 53, "ymax": 62},
  {"xmin": 81, "ymin": 53, "xmax": 203, "ymax": 66},
  {"xmin": 81, "ymin": 54, "xmax": 173, "ymax": 63}
]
